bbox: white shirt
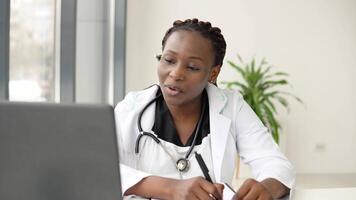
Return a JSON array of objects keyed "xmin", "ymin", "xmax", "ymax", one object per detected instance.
[{"xmin": 136, "ymin": 134, "xmax": 216, "ymax": 182}]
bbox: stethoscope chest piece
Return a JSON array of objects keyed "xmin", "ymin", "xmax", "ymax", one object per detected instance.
[{"xmin": 176, "ymin": 158, "xmax": 190, "ymax": 172}]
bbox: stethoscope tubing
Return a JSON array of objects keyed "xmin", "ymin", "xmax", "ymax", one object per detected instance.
[
  {"xmin": 135, "ymin": 88, "xmax": 206, "ymax": 161},
  {"xmin": 135, "ymin": 94, "xmax": 162, "ymax": 154}
]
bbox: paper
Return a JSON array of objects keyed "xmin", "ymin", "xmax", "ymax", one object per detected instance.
[{"xmin": 223, "ymin": 183, "xmax": 236, "ymax": 200}]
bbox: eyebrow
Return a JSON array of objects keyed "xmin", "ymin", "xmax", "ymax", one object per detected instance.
[
  {"xmin": 164, "ymin": 50, "xmax": 204, "ymax": 62},
  {"xmin": 188, "ymin": 56, "xmax": 204, "ymax": 62}
]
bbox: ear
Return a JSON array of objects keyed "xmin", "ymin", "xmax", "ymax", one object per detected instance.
[{"xmin": 209, "ymin": 65, "xmax": 221, "ymax": 84}]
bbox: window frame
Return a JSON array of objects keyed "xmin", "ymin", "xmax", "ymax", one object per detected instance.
[{"xmin": 0, "ymin": 0, "xmax": 10, "ymax": 100}]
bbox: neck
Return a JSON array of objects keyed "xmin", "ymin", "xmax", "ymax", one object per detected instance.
[
  {"xmin": 167, "ymin": 95, "xmax": 202, "ymax": 121},
  {"xmin": 166, "ymin": 94, "xmax": 203, "ymax": 144}
]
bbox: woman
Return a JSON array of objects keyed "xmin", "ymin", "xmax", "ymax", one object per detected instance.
[{"xmin": 115, "ymin": 18, "xmax": 294, "ymax": 200}]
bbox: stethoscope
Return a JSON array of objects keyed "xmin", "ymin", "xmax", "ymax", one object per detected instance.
[{"xmin": 135, "ymin": 90, "xmax": 206, "ymax": 173}]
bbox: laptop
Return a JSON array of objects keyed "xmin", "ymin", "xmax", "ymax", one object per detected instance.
[{"xmin": 0, "ymin": 102, "xmax": 122, "ymax": 200}]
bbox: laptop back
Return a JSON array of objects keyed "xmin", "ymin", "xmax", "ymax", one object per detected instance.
[{"xmin": 0, "ymin": 102, "xmax": 122, "ymax": 200}]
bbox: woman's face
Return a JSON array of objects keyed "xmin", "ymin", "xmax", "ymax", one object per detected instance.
[{"xmin": 157, "ymin": 30, "xmax": 220, "ymax": 107}]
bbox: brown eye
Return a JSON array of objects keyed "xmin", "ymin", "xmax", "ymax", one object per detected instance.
[
  {"xmin": 164, "ymin": 58, "xmax": 174, "ymax": 64},
  {"xmin": 187, "ymin": 66, "xmax": 199, "ymax": 71},
  {"xmin": 187, "ymin": 63, "xmax": 200, "ymax": 71},
  {"xmin": 162, "ymin": 55, "xmax": 175, "ymax": 65}
]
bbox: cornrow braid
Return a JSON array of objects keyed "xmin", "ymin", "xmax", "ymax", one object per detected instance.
[{"xmin": 162, "ymin": 18, "xmax": 227, "ymax": 67}]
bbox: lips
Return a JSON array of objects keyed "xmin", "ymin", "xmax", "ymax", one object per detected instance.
[{"xmin": 164, "ymin": 85, "xmax": 183, "ymax": 96}]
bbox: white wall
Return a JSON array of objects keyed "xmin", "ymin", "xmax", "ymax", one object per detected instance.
[{"xmin": 126, "ymin": 0, "xmax": 356, "ymax": 174}]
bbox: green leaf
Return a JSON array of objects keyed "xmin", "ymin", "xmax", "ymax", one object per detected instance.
[
  {"xmin": 237, "ymin": 54, "xmax": 244, "ymax": 64},
  {"xmin": 251, "ymin": 56, "xmax": 256, "ymax": 73},
  {"xmin": 261, "ymin": 66, "xmax": 272, "ymax": 77},
  {"xmin": 263, "ymin": 104, "xmax": 281, "ymax": 143},
  {"xmin": 278, "ymin": 91, "xmax": 304, "ymax": 104},
  {"xmin": 262, "ymin": 79, "xmax": 289, "ymax": 89},
  {"xmin": 263, "ymin": 91, "xmax": 279, "ymax": 99},
  {"xmin": 258, "ymin": 57, "xmax": 267, "ymax": 68},
  {"xmin": 265, "ymin": 99, "xmax": 277, "ymax": 114},
  {"xmin": 227, "ymin": 60, "xmax": 245, "ymax": 77},
  {"xmin": 264, "ymin": 72, "xmax": 289, "ymax": 80},
  {"xmin": 221, "ymin": 81, "xmax": 248, "ymax": 91},
  {"xmin": 275, "ymin": 95, "xmax": 290, "ymax": 112}
]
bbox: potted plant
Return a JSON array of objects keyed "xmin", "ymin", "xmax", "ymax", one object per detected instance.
[{"xmin": 221, "ymin": 55, "xmax": 302, "ymax": 144}]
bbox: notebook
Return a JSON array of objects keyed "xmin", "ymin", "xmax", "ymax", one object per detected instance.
[{"xmin": 0, "ymin": 101, "xmax": 122, "ymax": 200}]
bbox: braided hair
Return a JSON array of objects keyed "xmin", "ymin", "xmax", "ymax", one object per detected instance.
[{"xmin": 161, "ymin": 18, "xmax": 227, "ymax": 67}]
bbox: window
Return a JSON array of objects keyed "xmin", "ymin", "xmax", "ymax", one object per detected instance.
[
  {"xmin": 1, "ymin": 0, "xmax": 126, "ymax": 103},
  {"xmin": 9, "ymin": 0, "xmax": 57, "ymax": 102}
]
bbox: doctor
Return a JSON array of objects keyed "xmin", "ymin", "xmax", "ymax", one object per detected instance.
[{"xmin": 115, "ymin": 18, "xmax": 294, "ymax": 200}]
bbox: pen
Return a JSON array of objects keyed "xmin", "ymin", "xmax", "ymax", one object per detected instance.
[
  {"xmin": 224, "ymin": 182, "xmax": 236, "ymax": 193},
  {"xmin": 195, "ymin": 152, "xmax": 213, "ymax": 183}
]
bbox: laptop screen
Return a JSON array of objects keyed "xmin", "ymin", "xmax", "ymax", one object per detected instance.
[{"xmin": 0, "ymin": 102, "xmax": 122, "ymax": 200}]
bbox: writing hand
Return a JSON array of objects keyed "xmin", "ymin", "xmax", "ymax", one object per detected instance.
[
  {"xmin": 170, "ymin": 177, "xmax": 224, "ymax": 200},
  {"xmin": 232, "ymin": 178, "xmax": 272, "ymax": 200}
]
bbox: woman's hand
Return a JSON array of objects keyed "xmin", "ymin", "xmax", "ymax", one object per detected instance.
[
  {"xmin": 124, "ymin": 176, "xmax": 224, "ymax": 200},
  {"xmin": 169, "ymin": 177, "xmax": 224, "ymax": 200},
  {"xmin": 232, "ymin": 178, "xmax": 273, "ymax": 200}
]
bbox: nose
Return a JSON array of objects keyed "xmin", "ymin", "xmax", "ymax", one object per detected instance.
[{"xmin": 169, "ymin": 65, "xmax": 185, "ymax": 81}]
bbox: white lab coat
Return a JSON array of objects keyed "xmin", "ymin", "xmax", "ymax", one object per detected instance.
[{"xmin": 114, "ymin": 83, "xmax": 295, "ymax": 194}]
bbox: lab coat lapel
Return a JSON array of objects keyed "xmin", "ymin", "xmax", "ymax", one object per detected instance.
[
  {"xmin": 206, "ymin": 84, "xmax": 231, "ymax": 182},
  {"xmin": 138, "ymin": 85, "xmax": 159, "ymax": 134},
  {"xmin": 120, "ymin": 85, "xmax": 158, "ymax": 152}
]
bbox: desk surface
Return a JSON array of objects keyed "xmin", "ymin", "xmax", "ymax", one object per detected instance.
[
  {"xmin": 295, "ymin": 173, "xmax": 356, "ymax": 189},
  {"xmin": 291, "ymin": 187, "xmax": 356, "ymax": 200}
]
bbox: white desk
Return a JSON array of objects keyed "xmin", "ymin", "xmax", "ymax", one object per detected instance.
[
  {"xmin": 290, "ymin": 173, "xmax": 356, "ymax": 200},
  {"xmin": 291, "ymin": 187, "xmax": 356, "ymax": 200}
]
